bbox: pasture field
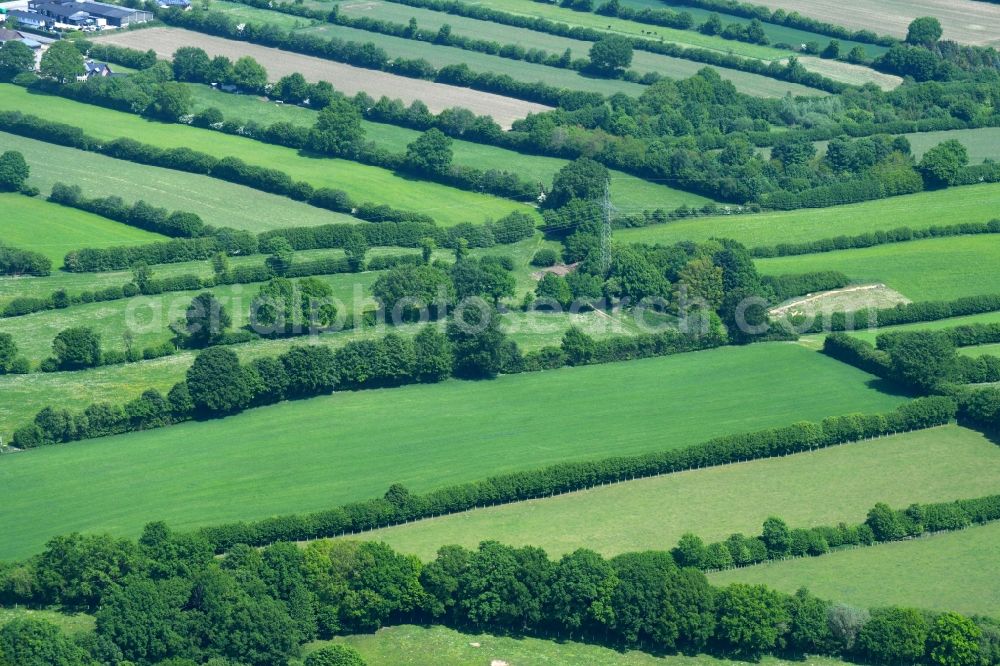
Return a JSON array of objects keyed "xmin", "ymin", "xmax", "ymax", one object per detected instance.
[
  {"xmin": 186, "ymin": 84, "xmax": 716, "ymax": 210},
  {"xmin": 0, "ymin": 269, "xmax": 381, "ymax": 365},
  {"xmin": 615, "ymin": 182, "xmax": 1000, "ymax": 247},
  {"xmin": 755, "ymin": 234, "xmax": 1000, "ymax": 302},
  {"xmin": 792, "ymin": 56, "xmax": 901, "ymax": 89},
  {"xmin": 0, "ymin": 343, "xmax": 905, "ymax": 559},
  {"xmin": 92, "ymin": 28, "xmax": 552, "ymax": 127},
  {"xmin": 323, "ymin": 624, "xmax": 853, "ymax": 665},
  {"xmin": 1, "ymin": 133, "xmax": 360, "ymax": 231},
  {"xmin": 210, "ymin": 0, "xmax": 649, "ymax": 96},
  {"xmin": 793, "ymin": 311, "xmax": 1000, "ymax": 351},
  {"xmin": 961, "ymin": 343, "xmax": 1000, "ymax": 358},
  {"xmin": 710, "ymin": 521, "xmax": 1000, "ymax": 617},
  {"xmin": 740, "ymin": 0, "xmax": 1000, "ymax": 47},
  {"xmin": 0, "ymin": 192, "xmax": 164, "ymax": 264},
  {"xmin": 331, "ymin": 0, "xmax": 822, "ymax": 97},
  {"xmin": 636, "ymin": 0, "xmax": 889, "ymax": 57},
  {"xmin": 0, "ymin": 607, "xmax": 95, "ymax": 636},
  {"xmin": 0, "ymin": 85, "xmax": 537, "ymax": 228},
  {"xmin": 340, "ymin": 425, "xmax": 1000, "ymax": 559},
  {"xmin": 903, "ymin": 127, "xmax": 1000, "ymax": 163},
  {"xmin": 472, "ymin": 0, "xmax": 795, "ymax": 60}
]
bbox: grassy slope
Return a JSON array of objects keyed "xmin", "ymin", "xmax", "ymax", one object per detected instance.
[
  {"xmin": 903, "ymin": 127, "xmax": 1000, "ymax": 164},
  {"xmin": 321, "ymin": 624, "xmax": 851, "ymax": 665},
  {"xmin": 0, "ymin": 343, "xmax": 905, "ymax": 559},
  {"xmin": 0, "ymin": 85, "xmax": 535, "ymax": 227},
  {"xmin": 0, "ymin": 132, "xmax": 360, "ymax": 232},
  {"xmin": 960, "ymin": 342, "xmax": 1000, "ymax": 357},
  {"xmin": 709, "ymin": 521, "xmax": 1000, "ymax": 617},
  {"xmin": 185, "ymin": 84, "xmax": 715, "ymax": 209},
  {"xmin": 615, "ymin": 183, "xmax": 1000, "ymax": 247},
  {"xmin": 339, "ymin": 425, "xmax": 1000, "ymax": 559},
  {"xmin": 329, "ymin": 0, "xmax": 818, "ymax": 97},
  {"xmin": 755, "ymin": 235, "xmax": 1000, "ymax": 301},
  {"xmin": 0, "ymin": 192, "xmax": 164, "ymax": 264}
]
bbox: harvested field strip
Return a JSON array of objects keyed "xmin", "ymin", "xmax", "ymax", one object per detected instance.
[
  {"xmin": 0, "ymin": 192, "xmax": 164, "ymax": 264},
  {"xmin": 209, "ymin": 0, "xmax": 646, "ymax": 96},
  {"xmin": 794, "ymin": 56, "xmax": 901, "ymax": 90},
  {"xmin": 91, "ymin": 27, "xmax": 551, "ymax": 128},
  {"xmin": 615, "ymin": 182, "xmax": 1000, "ymax": 247},
  {"xmin": 710, "ymin": 520, "xmax": 1000, "ymax": 616},
  {"xmin": 737, "ymin": 0, "xmax": 1000, "ymax": 47},
  {"xmin": 0, "ymin": 132, "xmax": 359, "ymax": 233},
  {"xmin": 0, "ymin": 343, "xmax": 905, "ymax": 559},
  {"xmin": 332, "ymin": 0, "xmax": 818, "ymax": 96},
  {"xmin": 0, "ymin": 85, "xmax": 537, "ymax": 227},
  {"xmin": 340, "ymin": 425, "xmax": 1000, "ymax": 559}
]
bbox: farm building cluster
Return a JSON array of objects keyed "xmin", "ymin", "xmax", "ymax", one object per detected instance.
[{"xmin": 0, "ymin": 0, "xmax": 177, "ymax": 33}]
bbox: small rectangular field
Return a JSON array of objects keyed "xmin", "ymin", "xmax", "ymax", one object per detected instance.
[
  {"xmin": 615, "ymin": 183, "xmax": 1000, "ymax": 248},
  {"xmin": 338, "ymin": 425, "xmax": 1000, "ymax": 559},
  {"xmin": 0, "ymin": 343, "xmax": 906, "ymax": 560},
  {"xmin": 0, "ymin": 133, "xmax": 360, "ymax": 232},
  {"xmin": 710, "ymin": 521, "xmax": 1000, "ymax": 617},
  {"xmin": 0, "ymin": 192, "xmax": 164, "ymax": 264},
  {"xmin": 324, "ymin": 624, "xmax": 854, "ymax": 665},
  {"xmin": 91, "ymin": 27, "xmax": 552, "ymax": 128},
  {"xmin": 755, "ymin": 234, "xmax": 1000, "ymax": 302},
  {"xmin": 0, "ymin": 85, "xmax": 537, "ymax": 227},
  {"xmin": 747, "ymin": 0, "xmax": 1000, "ymax": 47}
]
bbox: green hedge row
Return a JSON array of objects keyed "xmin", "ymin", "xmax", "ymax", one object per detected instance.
[
  {"xmin": 792, "ymin": 293, "xmax": 1000, "ymax": 334},
  {"xmin": 195, "ymin": 397, "xmax": 955, "ymax": 551},
  {"xmin": 761, "ymin": 271, "xmax": 850, "ymax": 301}
]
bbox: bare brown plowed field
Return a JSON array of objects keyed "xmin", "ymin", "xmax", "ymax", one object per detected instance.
[
  {"xmin": 93, "ymin": 28, "xmax": 552, "ymax": 128},
  {"xmin": 752, "ymin": 0, "xmax": 1000, "ymax": 46}
]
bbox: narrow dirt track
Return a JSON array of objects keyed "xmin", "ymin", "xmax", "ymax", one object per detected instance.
[{"xmin": 93, "ymin": 27, "xmax": 552, "ymax": 128}]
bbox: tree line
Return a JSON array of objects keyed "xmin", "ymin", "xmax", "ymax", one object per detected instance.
[
  {"xmin": 3, "ymin": 491, "xmax": 998, "ymax": 665},
  {"xmin": 791, "ymin": 294, "xmax": 1000, "ymax": 334}
]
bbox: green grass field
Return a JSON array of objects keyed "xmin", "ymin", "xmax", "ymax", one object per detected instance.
[
  {"xmin": 0, "ymin": 192, "xmax": 164, "ymax": 264},
  {"xmin": 1, "ymin": 132, "xmax": 360, "ymax": 232},
  {"xmin": 755, "ymin": 235, "xmax": 1000, "ymax": 301},
  {"xmin": 810, "ymin": 311, "xmax": 1000, "ymax": 347},
  {"xmin": 0, "ymin": 343, "xmax": 905, "ymax": 559},
  {"xmin": 470, "ymin": 0, "xmax": 795, "ymax": 60},
  {"xmin": 185, "ymin": 84, "xmax": 715, "ymax": 210},
  {"xmin": 622, "ymin": 0, "xmax": 888, "ymax": 57},
  {"xmin": 615, "ymin": 183, "xmax": 1000, "ymax": 248},
  {"xmin": 710, "ymin": 521, "xmax": 1000, "ymax": 617},
  {"xmin": 904, "ymin": 127, "xmax": 1000, "ymax": 164},
  {"xmin": 0, "ymin": 85, "xmax": 536, "ymax": 228},
  {"xmin": 0, "ymin": 607, "xmax": 96, "ymax": 636},
  {"xmin": 339, "ymin": 425, "xmax": 1000, "ymax": 559},
  {"xmin": 329, "ymin": 0, "xmax": 821, "ymax": 96},
  {"xmin": 319, "ymin": 624, "xmax": 851, "ymax": 665},
  {"xmin": 960, "ymin": 343, "xmax": 1000, "ymax": 357}
]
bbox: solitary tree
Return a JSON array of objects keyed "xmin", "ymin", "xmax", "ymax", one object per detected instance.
[
  {"xmin": 148, "ymin": 82, "xmax": 192, "ymax": 121},
  {"xmin": 171, "ymin": 46, "xmax": 211, "ymax": 82},
  {"xmin": 307, "ymin": 97, "xmax": 365, "ymax": 156},
  {"xmin": 186, "ymin": 347, "xmax": 252, "ymax": 414},
  {"xmin": 906, "ymin": 16, "xmax": 943, "ymax": 47},
  {"xmin": 229, "ymin": 56, "xmax": 268, "ymax": 93},
  {"xmin": 39, "ymin": 40, "xmax": 84, "ymax": 83},
  {"xmin": 0, "ymin": 40, "xmax": 36, "ymax": 78},
  {"xmin": 588, "ymin": 36, "xmax": 633, "ymax": 76},
  {"xmin": 52, "ymin": 327, "xmax": 102, "ymax": 369},
  {"xmin": 183, "ymin": 292, "xmax": 232, "ymax": 348},
  {"xmin": 0, "ymin": 150, "xmax": 29, "ymax": 192},
  {"xmin": 275, "ymin": 72, "xmax": 309, "ymax": 103},
  {"xmin": 547, "ymin": 157, "xmax": 609, "ymax": 209},
  {"xmin": 405, "ymin": 128, "xmax": 453, "ymax": 175},
  {"xmin": 343, "ymin": 231, "xmax": 369, "ymax": 272},
  {"xmin": 918, "ymin": 139, "xmax": 969, "ymax": 188},
  {"xmin": 304, "ymin": 644, "xmax": 367, "ymax": 666}
]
